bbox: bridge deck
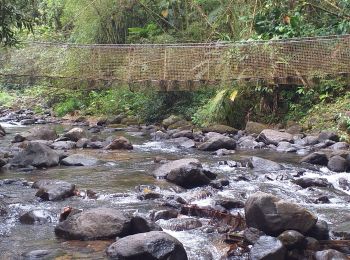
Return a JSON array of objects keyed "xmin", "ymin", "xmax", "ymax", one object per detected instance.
[{"xmin": 1, "ymin": 34, "xmax": 350, "ymax": 88}]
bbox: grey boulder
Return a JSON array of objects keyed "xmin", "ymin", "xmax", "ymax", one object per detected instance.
[
  {"xmin": 250, "ymin": 236, "xmax": 286, "ymax": 260},
  {"xmin": 33, "ymin": 180, "xmax": 75, "ymax": 201}
]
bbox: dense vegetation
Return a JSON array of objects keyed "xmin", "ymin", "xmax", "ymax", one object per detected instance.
[{"xmin": 1, "ymin": 0, "xmax": 350, "ymax": 137}]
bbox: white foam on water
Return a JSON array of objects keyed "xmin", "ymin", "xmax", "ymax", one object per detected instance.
[{"xmin": 134, "ymin": 141, "xmax": 180, "ymax": 153}]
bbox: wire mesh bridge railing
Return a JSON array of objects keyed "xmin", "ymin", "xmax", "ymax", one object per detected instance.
[{"xmin": 1, "ymin": 34, "xmax": 350, "ymax": 90}]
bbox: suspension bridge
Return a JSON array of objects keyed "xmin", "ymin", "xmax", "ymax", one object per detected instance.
[{"xmin": 1, "ymin": 34, "xmax": 350, "ymax": 90}]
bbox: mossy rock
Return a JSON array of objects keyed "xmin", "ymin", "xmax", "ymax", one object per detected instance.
[
  {"xmin": 245, "ymin": 121, "xmax": 269, "ymax": 135},
  {"xmin": 167, "ymin": 120, "xmax": 192, "ymax": 130},
  {"xmin": 121, "ymin": 117, "xmax": 139, "ymax": 126},
  {"xmin": 203, "ymin": 124, "xmax": 238, "ymax": 134},
  {"xmin": 162, "ymin": 115, "xmax": 182, "ymax": 128}
]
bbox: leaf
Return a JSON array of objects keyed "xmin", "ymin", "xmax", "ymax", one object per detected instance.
[
  {"xmin": 161, "ymin": 9, "xmax": 169, "ymax": 18},
  {"xmin": 229, "ymin": 90, "xmax": 238, "ymax": 102}
]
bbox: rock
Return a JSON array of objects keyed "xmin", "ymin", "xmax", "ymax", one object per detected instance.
[
  {"xmin": 243, "ymin": 227, "xmax": 265, "ymax": 244},
  {"xmin": 339, "ymin": 177, "xmax": 350, "ymax": 191},
  {"xmin": 331, "ymin": 221, "xmax": 350, "ymax": 239},
  {"xmin": 330, "ymin": 142, "xmax": 349, "ymax": 151},
  {"xmin": 286, "ymin": 124, "xmax": 302, "ymax": 135},
  {"xmin": 277, "ymin": 230, "xmax": 305, "ymax": 249},
  {"xmin": 293, "ymin": 177, "xmax": 330, "ymax": 188},
  {"xmin": 213, "ymin": 148, "xmax": 236, "ymax": 156},
  {"xmin": 160, "ymin": 217, "xmax": 202, "ymax": 231},
  {"xmin": 55, "ymin": 208, "xmax": 131, "ymax": 240},
  {"xmin": 63, "ymin": 127, "xmax": 86, "ymax": 142},
  {"xmin": 245, "ymin": 121, "xmax": 268, "ymax": 135},
  {"xmin": 215, "ymin": 199, "xmax": 245, "ymax": 209},
  {"xmin": 0, "ymin": 124, "xmax": 5, "ymax": 136},
  {"xmin": 305, "ymin": 237, "xmax": 320, "ymax": 251},
  {"xmin": 250, "ymin": 236, "xmax": 286, "ymax": 260},
  {"xmin": 318, "ymin": 131, "xmax": 339, "ymax": 142},
  {"xmin": 33, "ymin": 180, "xmax": 75, "ymax": 201},
  {"xmin": 60, "ymin": 154, "xmax": 100, "ymax": 166},
  {"xmin": 172, "ymin": 130, "xmax": 194, "ymax": 139},
  {"xmin": 14, "ymin": 127, "xmax": 58, "ymax": 142},
  {"xmin": 245, "ymin": 192, "xmax": 317, "ymax": 235},
  {"xmin": 121, "ymin": 116, "xmax": 138, "ymax": 126},
  {"xmin": 0, "ymin": 199, "xmax": 7, "ymax": 216},
  {"xmin": 22, "ymin": 250, "xmax": 51, "ymax": 259},
  {"xmin": 307, "ymin": 219, "xmax": 329, "ymax": 240},
  {"xmin": 276, "ymin": 142, "xmax": 297, "ymax": 153},
  {"xmin": 106, "ymin": 231, "xmax": 188, "ymax": 260},
  {"xmin": 300, "ymin": 152, "xmax": 328, "ymax": 166},
  {"xmin": 51, "ymin": 141, "xmax": 76, "ymax": 150},
  {"xmin": 76, "ymin": 138, "xmax": 90, "ymax": 148},
  {"xmin": 314, "ymin": 249, "xmax": 348, "ymax": 260},
  {"xmin": 11, "ymin": 142, "xmax": 59, "ymax": 168},
  {"xmin": 257, "ymin": 129, "xmax": 293, "ymax": 145},
  {"xmin": 137, "ymin": 192, "xmax": 163, "ymax": 200},
  {"xmin": 328, "ymin": 155, "xmax": 347, "ymax": 172},
  {"xmin": 248, "ymin": 156, "xmax": 284, "ymax": 171},
  {"xmin": 154, "ymin": 209, "xmax": 178, "ymax": 221},
  {"xmin": 20, "ymin": 119, "xmax": 36, "ymax": 125},
  {"xmin": 19, "ymin": 209, "xmax": 53, "ymax": 224},
  {"xmin": 162, "ymin": 115, "xmax": 182, "ymax": 128},
  {"xmin": 171, "ymin": 137, "xmax": 195, "ymax": 149},
  {"xmin": 198, "ymin": 136, "xmax": 236, "ymax": 151},
  {"xmin": 105, "ymin": 136, "xmax": 133, "ymax": 150},
  {"xmin": 238, "ymin": 136, "xmax": 262, "ymax": 149},
  {"xmin": 153, "ymin": 158, "xmax": 216, "ymax": 188},
  {"xmin": 202, "ymin": 124, "xmax": 238, "ymax": 135},
  {"xmin": 129, "ymin": 216, "xmax": 162, "ymax": 234}
]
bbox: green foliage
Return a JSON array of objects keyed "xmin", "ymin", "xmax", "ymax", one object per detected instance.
[{"xmin": 0, "ymin": 89, "xmax": 15, "ymax": 106}]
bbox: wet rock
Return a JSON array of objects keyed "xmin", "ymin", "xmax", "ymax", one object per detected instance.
[
  {"xmin": 104, "ymin": 136, "xmax": 133, "ymax": 150},
  {"xmin": 248, "ymin": 156, "xmax": 284, "ymax": 171},
  {"xmin": 293, "ymin": 177, "xmax": 330, "ymax": 189},
  {"xmin": 76, "ymin": 138, "xmax": 90, "ymax": 148},
  {"xmin": 331, "ymin": 221, "xmax": 350, "ymax": 239},
  {"xmin": 106, "ymin": 231, "xmax": 188, "ymax": 260},
  {"xmin": 328, "ymin": 155, "xmax": 347, "ymax": 172},
  {"xmin": 243, "ymin": 227, "xmax": 265, "ymax": 244},
  {"xmin": 19, "ymin": 209, "xmax": 53, "ymax": 224},
  {"xmin": 51, "ymin": 141, "xmax": 76, "ymax": 150},
  {"xmin": 198, "ymin": 135, "xmax": 236, "ymax": 151},
  {"xmin": 20, "ymin": 119, "xmax": 36, "ymax": 125},
  {"xmin": 300, "ymin": 152, "xmax": 328, "ymax": 166},
  {"xmin": 87, "ymin": 141, "xmax": 104, "ymax": 149},
  {"xmin": 339, "ymin": 178, "xmax": 350, "ymax": 191},
  {"xmin": 245, "ymin": 192, "xmax": 317, "ymax": 235},
  {"xmin": 129, "ymin": 216, "xmax": 162, "ymax": 234},
  {"xmin": 250, "ymin": 236, "xmax": 286, "ymax": 260},
  {"xmin": 160, "ymin": 217, "xmax": 202, "ymax": 231},
  {"xmin": 137, "ymin": 192, "xmax": 163, "ymax": 200},
  {"xmin": 276, "ymin": 142, "xmax": 297, "ymax": 153},
  {"xmin": 14, "ymin": 126, "xmax": 58, "ymax": 142},
  {"xmin": 314, "ymin": 196, "xmax": 331, "ymax": 204},
  {"xmin": 305, "ymin": 236, "xmax": 320, "ymax": 251},
  {"xmin": 60, "ymin": 154, "xmax": 100, "ymax": 166},
  {"xmin": 55, "ymin": 207, "xmax": 131, "ymax": 240},
  {"xmin": 238, "ymin": 136, "xmax": 262, "ymax": 149},
  {"xmin": 0, "ymin": 124, "xmax": 5, "ymax": 136},
  {"xmin": 11, "ymin": 142, "xmax": 59, "ymax": 168},
  {"xmin": 63, "ymin": 127, "xmax": 86, "ymax": 142},
  {"xmin": 215, "ymin": 199, "xmax": 245, "ymax": 210},
  {"xmin": 245, "ymin": 121, "xmax": 268, "ymax": 135},
  {"xmin": 153, "ymin": 158, "xmax": 216, "ymax": 188},
  {"xmin": 257, "ymin": 129, "xmax": 293, "ymax": 145},
  {"xmin": 171, "ymin": 137, "xmax": 195, "ymax": 149},
  {"xmin": 213, "ymin": 148, "xmax": 235, "ymax": 156},
  {"xmin": 22, "ymin": 250, "xmax": 51, "ymax": 259},
  {"xmin": 314, "ymin": 249, "xmax": 348, "ymax": 260},
  {"xmin": 203, "ymin": 124, "xmax": 238, "ymax": 135},
  {"xmin": 277, "ymin": 230, "xmax": 305, "ymax": 250},
  {"xmin": 154, "ymin": 209, "xmax": 178, "ymax": 221},
  {"xmin": 33, "ymin": 180, "xmax": 75, "ymax": 201},
  {"xmin": 307, "ymin": 219, "xmax": 329, "ymax": 240}
]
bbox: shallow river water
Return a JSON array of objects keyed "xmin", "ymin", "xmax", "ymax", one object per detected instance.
[{"xmin": 0, "ymin": 123, "xmax": 350, "ymax": 259}]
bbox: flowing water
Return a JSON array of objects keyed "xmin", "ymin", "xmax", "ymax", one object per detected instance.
[{"xmin": 0, "ymin": 123, "xmax": 350, "ymax": 259}]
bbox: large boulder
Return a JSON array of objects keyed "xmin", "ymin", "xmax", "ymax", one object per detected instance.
[
  {"xmin": 162, "ymin": 115, "xmax": 182, "ymax": 129},
  {"xmin": 55, "ymin": 208, "xmax": 131, "ymax": 240},
  {"xmin": 250, "ymin": 236, "xmax": 286, "ymax": 260},
  {"xmin": 257, "ymin": 129, "xmax": 293, "ymax": 145},
  {"xmin": 318, "ymin": 131, "xmax": 339, "ymax": 142},
  {"xmin": 327, "ymin": 155, "xmax": 347, "ymax": 172},
  {"xmin": 106, "ymin": 231, "xmax": 188, "ymax": 260},
  {"xmin": 60, "ymin": 154, "xmax": 100, "ymax": 166},
  {"xmin": 14, "ymin": 127, "xmax": 58, "ymax": 142},
  {"xmin": 202, "ymin": 124, "xmax": 237, "ymax": 135},
  {"xmin": 300, "ymin": 152, "xmax": 328, "ymax": 166},
  {"xmin": 105, "ymin": 136, "xmax": 133, "ymax": 150},
  {"xmin": 32, "ymin": 180, "xmax": 75, "ymax": 201},
  {"xmin": 10, "ymin": 142, "xmax": 59, "ymax": 168},
  {"xmin": 245, "ymin": 121, "xmax": 268, "ymax": 135},
  {"xmin": 245, "ymin": 192, "xmax": 317, "ymax": 235},
  {"xmin": 198, "ymin": 136, "xmax": 236, "ymax": 151},
  {"xmin": 152, "ymin": 159, "xmax": 216, "ymax": 188},
  {"xmin": 63, "ymin": 127, "xmax": 86, "ymax": 142}
]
